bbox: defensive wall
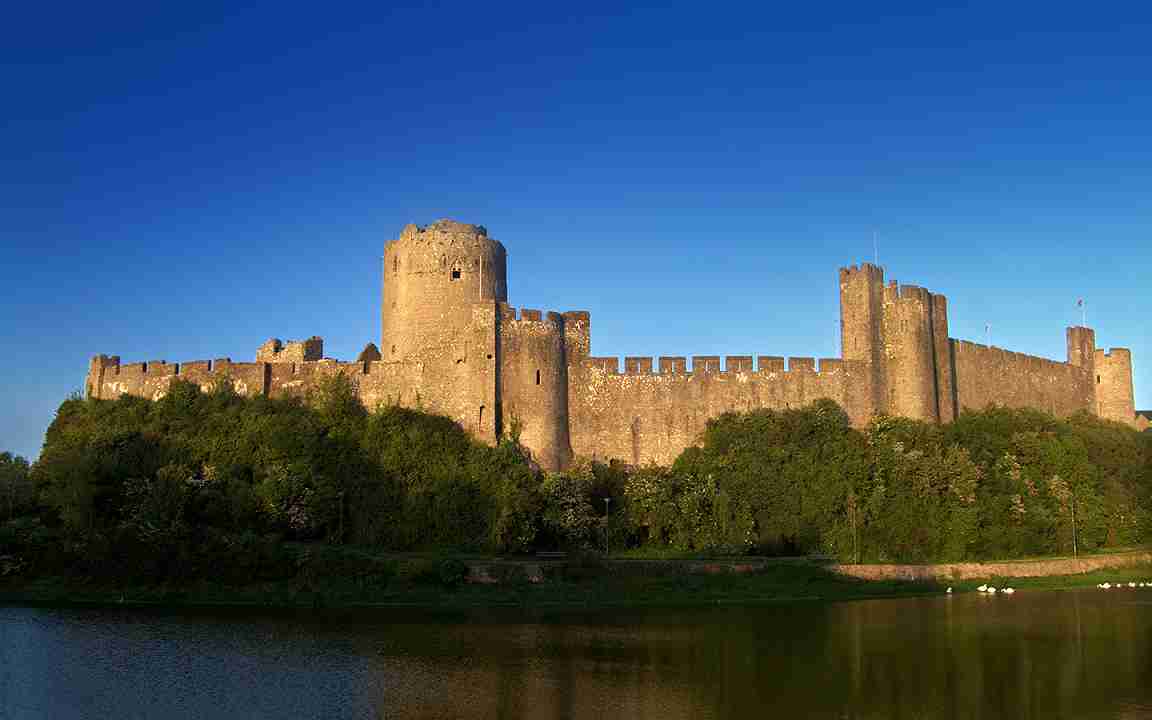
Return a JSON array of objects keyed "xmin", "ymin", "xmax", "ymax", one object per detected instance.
[{"xmin": 86, "ymin": 219, "xmax": 1140, "ymax": 471}]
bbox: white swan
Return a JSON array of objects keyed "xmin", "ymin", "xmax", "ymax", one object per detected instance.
[
  {"xmin": 1002, "ymin": 587, "xmax": 1015, "ymax": 594},
  {"xmin": 977, "ymin": 584, "xmax": 988, "ymax": 592},
  {"xmin": 987, "ymin": 586, "xmax": 998, "ymax": 593},
  {"xmin": 946, "ymin": 587, "xmax": 953, "ymax": 593}
]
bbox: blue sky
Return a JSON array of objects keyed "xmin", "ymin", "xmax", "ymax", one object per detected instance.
[{"xmin": 2, "ymin": 2, "xmax": 1149, "ymax": 459}]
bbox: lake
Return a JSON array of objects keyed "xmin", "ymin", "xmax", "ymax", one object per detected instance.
[{"xmin": 2, "ymin": 589, "xmax": 1151, "ymax": 718}]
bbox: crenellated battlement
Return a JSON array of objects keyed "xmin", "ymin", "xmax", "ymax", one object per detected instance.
[
  {"xmin": 693, "ymin": 356, "xmax": 722, "ymax": 373},
  {"xmin": 87, "ymin": 219, "xmax": 1141, "ymax": 469},
  {"xmin": 582, "ymin": 354, "xmax": 858, "ymax": 377},
  {"xmin": 498, "ymin": 304, "xmax": 566, "ymax": 327},
  {"xmin": 883, "ymin": 281, "xmax": 934, "ymax": 305},
  {"xmin": 588, "ymin": 356, "xmax": 620, "ymax": 374},
  {"xmin": 1098, "ymin": 347, "xmax": 1132, "ymax": 359},
  {"xmin": 624, "ymin": 357, "xmax": 653, "ymax": 374},
  {"xmin": 659, "ymin": 356, "xmax": 687, "ymax": 375},
  {"xmin": 839, "ymin": 262, "xmax": 884, "ymax": 281},
  {"xmin": 727, "ymin": 356, "xmax": 754, "ymax": 373}
]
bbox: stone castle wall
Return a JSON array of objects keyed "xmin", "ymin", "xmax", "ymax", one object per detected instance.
[
  {"xmin": 1096, "ymin": 348, "xmax": 1136, "ymax": 422},
  {"xmin": 950, "ymin": 339, "xmax": 1095, "ymax": 417},
  {"xmin": 86, "ymin": 219, "xmax": 1140, "ymax": 471},
  {"xmin": 567, "ymin": 354, "xmax": 864, "ymax": 467}
]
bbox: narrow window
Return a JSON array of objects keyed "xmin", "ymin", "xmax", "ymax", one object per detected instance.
[
  {"xmin": 479, "ymin": 405, "xmax": 485, "ymax": 427},
  {"xmin": 391, "ymin": 344, "xmax": 396, "ymax": 355},
  {"xmin": 1097, "ymin": 375, "xmax": 1101, "ymax": 384},
  {"xmin": 393, "ymin": 256, "xmax": 399, "ymax": 274},
  {"xmin": 535, "ymin": 369, "xmax": 541, "ymax": 385}
]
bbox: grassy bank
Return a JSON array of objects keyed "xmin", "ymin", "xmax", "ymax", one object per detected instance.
[{"xmin": 5, "ymin": 556, "xmax": 1151, "ymax": 611}]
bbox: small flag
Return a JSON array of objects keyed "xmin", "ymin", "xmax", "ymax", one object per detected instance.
[{"xmin": 1077, "ymin": 298, "xmax": 1083, "ymax": 307}]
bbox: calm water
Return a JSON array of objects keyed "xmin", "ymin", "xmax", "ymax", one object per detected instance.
[{"xmin": 2, "ymin": 590, "xmax": 1152, "ymax": 719}]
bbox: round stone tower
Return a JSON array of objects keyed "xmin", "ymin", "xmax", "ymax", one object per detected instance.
[{"xmin": 381, "ymin": 219, "xmax": 507, "ymax": 360}]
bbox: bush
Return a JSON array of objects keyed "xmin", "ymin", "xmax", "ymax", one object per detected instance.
[{"xmin": 6, "ymin": 389, "xmax": 1150, "ymax": 586}]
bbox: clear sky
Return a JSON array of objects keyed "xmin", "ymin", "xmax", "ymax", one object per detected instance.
[{"xmin": 2, "ymin": 2, "xmax": 1149, "ymax": 460}]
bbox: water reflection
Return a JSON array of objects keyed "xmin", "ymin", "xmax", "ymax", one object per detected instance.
[{"xmin": 2, "ymin": 590, "xmax": 1151, "ymax": 719}]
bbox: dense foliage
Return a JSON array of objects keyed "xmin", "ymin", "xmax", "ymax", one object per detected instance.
[{"xmin": 2, "ymin": 381, "xmax": 1150, "ymax": 585}]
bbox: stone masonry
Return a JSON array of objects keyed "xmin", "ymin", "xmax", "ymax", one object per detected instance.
[{"xmin": 87, "ymin": 219, "xmax": 1141, "ymax": 470}]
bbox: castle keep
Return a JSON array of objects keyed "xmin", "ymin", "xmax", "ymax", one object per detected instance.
[{"xmin": 87, "ymin": 219, "xmax": 1139, "ymax": 470}]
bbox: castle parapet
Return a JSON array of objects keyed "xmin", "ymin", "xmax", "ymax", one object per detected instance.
[
  {"xmin": 789, "ymin": 357, "xmax": 815, "ymax": 372},
  {"xmin": 625, "ymin": 357, "xmax": 653, "ymax": 374},
  {"xmin": 819, "ymin": 358, "xmax": 844, "ymax": 373},
  {"xmin": 758, "ymin": 356, "xmax": 785, "ymax": 373},
  {"xmin": 726, "ymin": 356, "xmax": 754, "ymax": 373},
  {"xmin": 145, "ymin": 361, "xmax": 177, "ymax": 376},
  {"xmin": 839, "ymin": 262, "xmax": 884, "ymax": 281},
  {"xmin": 692, "ymin": 356, "xmax": 722, "ymax": 374},
  {"xmin": 659, "ymin": 356, "xmax": 687, "ymax": 375},
  {"xmin": 588, "ymin": 356, "xmax": 619, "ymax": 374}
]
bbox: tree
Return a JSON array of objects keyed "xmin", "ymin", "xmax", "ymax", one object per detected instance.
[{"xmin": 0, "ymin": 452, "xmax": 32, "ymax": 520}]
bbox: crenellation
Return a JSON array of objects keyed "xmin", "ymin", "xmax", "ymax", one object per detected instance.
[
  {"xmin": 896, "ymin": 284, "xmax": 931, "ymax": 303},
  {"xmin": 588, "ymin": 357, "xmax": 620, "ymax": 374},
  {"xmin": 145, "ymin": 361, "xmax": 176, "ymax": 376},
  {"xmin": 819, "ymin": 358, "xmax": 844, "ymax": 373},
  {"xmin": 121, "ymin": 362, "xmax": 147, "ymax": 376},
  {"xmin": 726, "ymin": 356, "xmax": 754, "ymax": 373},
  {"xmin": 789, "ymin": 357, "xmax": 816, "ymax": 372},
  {"xmin": 838, "ymin": 262, "xmax": 883, "ymax": 280},
  {"xmin": 625, "ymin": 357, "xmax": 654, "ymax": 374},
  {"xmin": 180, "ymin": 360, "xmax": 212, "ymax": 374},
  {"xmin": 692, "ymin": 356, "xmax": 722, "ymax": 374},
  {"xmin": 758, "ymin": 356, "xmax": 786, "ymax": 373},
  {"xmin": 88, "ymin": 218, "xmax": 1141, "ymax": 468},
  {"xmin": 659, "ymin": 356, "xmax": 688, "ymax": 375}
]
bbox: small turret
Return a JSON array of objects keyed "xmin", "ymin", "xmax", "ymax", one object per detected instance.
[
  {"xmin": 1067, "ymin": 326, "xmax": 1096, "ymax": 369},
  {"xmin": 1094, "ymin": 347, "xmax": 1136, "ymax": 425},
  {"xmin": 882, "ymin": 283, "xmax": 938, "ymax": 422},
  {"xmin": 839, "ymin": 263, "xmax": 886, "ymax": 419}
]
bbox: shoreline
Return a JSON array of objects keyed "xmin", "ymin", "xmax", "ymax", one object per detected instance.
[{"xmin": 4, "ymin": 552, "xmax": 1151, "ymax": 612}]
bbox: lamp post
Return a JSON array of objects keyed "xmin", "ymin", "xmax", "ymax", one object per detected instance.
[{"xmin": 604, "ymin": 497, "xmax": 611, "ymax": 556}]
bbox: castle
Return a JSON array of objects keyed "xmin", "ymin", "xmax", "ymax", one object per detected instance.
[{"xmin": 86, "ymin": 219, "xmax": 1139, "ymax": 470}]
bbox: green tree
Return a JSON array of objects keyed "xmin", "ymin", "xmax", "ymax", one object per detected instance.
[{"xmin": 0, "ymin": 452, "xmax": 32, "ymax": 521}]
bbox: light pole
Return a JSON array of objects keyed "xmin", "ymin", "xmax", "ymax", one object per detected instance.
[{"xmin": 604, "ymin": 497, "xmax": 611, "ymax": 556}]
